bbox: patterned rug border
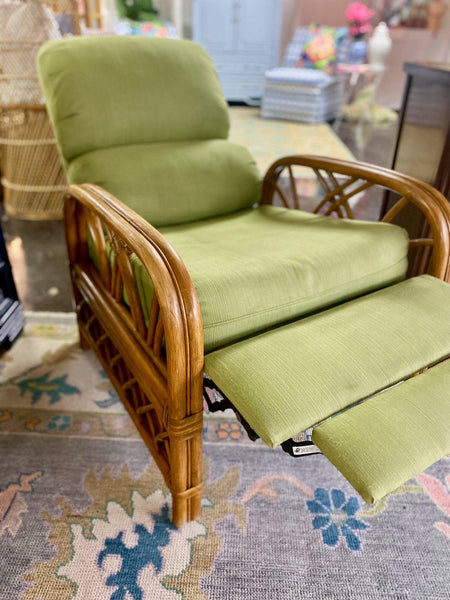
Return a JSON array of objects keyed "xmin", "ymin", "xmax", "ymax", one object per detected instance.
[
  {"xmin": 23, "ymin": 311, "xmax": 77, "ymax": 325},
  {"xmin": 1, "ymin": 312, "xmax": 260, "ymax": 448}
]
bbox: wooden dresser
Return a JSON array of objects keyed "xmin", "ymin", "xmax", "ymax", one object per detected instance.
[
  {"xmin": 381, "ymin": 61, "xmax": 450, "ymax": 273},
  {"xmin": 392, "ymin": 62, "xmax": 450, "ymax": 201}
]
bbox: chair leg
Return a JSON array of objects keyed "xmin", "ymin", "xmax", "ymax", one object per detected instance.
[
  {"xmin": 72, "ymin": 290, "xmax": 205, "ymax": 526},
  {"xmin": 72, "ymin": 280, "xmax": 90, "ymax": 350},
  {"xmin": 77, "ymin": 317, "xmax": 90, "ymax": 350},
  {"xmin": 169, "ymin": 415, "xmax": 204, "ymax": 527},
  {"xmin": 170, "ymin": 439, "xmax": 202, "ymax": 527},
  {"xmin": 78, "ymin": 330, "xmax": 90, "ymax": 350}
]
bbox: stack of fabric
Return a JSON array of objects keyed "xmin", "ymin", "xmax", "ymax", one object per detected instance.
[{"xmin": 260, "ymin": 68, "xmax": 345, "ymax": 124}]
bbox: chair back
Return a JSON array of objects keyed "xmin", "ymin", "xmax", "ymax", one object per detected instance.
[{"xmin": 38, "ymin": 36, "xmax": 261, "ymax": 226}]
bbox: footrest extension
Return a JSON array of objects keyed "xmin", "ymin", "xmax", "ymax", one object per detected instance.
[
  {"xmin": 205, "ymin": 276, "xmax": 450, "ymax": 449},
  {"xmin": 312, "ymin": 359, "xmax": 450, "ymax": 504}
]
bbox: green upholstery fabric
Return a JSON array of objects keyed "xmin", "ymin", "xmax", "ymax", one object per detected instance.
[
  {"xmin": 312, "ymin": 359, "xmax": 450, "ymax": 504},
  {"xmin": 160, "ymin": 205, "xmax": 409, "ymax": 351},
  {"xmin": 204, "ymin": 276, "xmax": 450, "ymax": 447},
  {"xmin": 68, "ymin": 140, "xmax": 261, "ymax": 226},
  {"xmin": 37, "ymin": 36, "xmax": 229, "ymax": 163}
]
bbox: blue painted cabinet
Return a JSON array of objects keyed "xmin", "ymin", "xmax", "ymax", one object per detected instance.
[{"xmin": 192, "ymin": 0, "xmax": 281, "ymax": 104}]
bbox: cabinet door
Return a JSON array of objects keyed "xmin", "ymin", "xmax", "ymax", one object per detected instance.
[
  {"xmin": 192, "ymin": 0, "xmax": 236, "ymax": 54},
  {"xmin": 236, "ymin": 0, "xmax": 280, "ymax": 54}
]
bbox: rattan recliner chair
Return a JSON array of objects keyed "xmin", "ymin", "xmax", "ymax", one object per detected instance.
[{"xmin": 37, "ymin": 36, "xmax": 450, "ymax": 527}]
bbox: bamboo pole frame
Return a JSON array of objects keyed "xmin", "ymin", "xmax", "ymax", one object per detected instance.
[{"xmin": 65, "ymin": 183, "xmax": 204, "ymax": 526}]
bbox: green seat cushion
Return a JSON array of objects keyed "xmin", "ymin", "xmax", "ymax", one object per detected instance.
[
  {"xmin": 160, "ymin": 205, "xmax": 409, "ymax": 351},
  {"xmin": 312, "ymin": 359, "xmax": 450, "ymax": 504},
  {"xmin": 38, "ymin": 36, "xmax": 229, "ymax": 164},
  {"xmin": 204, "ymin": 276, "xmax": 450, "ymax": 447},
  {"xmin": 68, "ymin": 140, "xmax": 261, "ymax": 226}
]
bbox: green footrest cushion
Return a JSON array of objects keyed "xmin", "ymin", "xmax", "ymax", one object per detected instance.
[
  {"xmin": 204, "ymin": 275, "xmax": 450, "ymax": 448},
  {"xmin": 312, "ymin": 359, "xmax": 450, "ymax": 504}
]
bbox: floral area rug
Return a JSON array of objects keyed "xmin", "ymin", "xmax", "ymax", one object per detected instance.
[{"xmin": 0, "ymin": 313, "xmax": 449, "ymax": 599}]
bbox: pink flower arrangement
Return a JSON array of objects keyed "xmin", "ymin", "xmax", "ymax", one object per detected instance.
[{"xmin": 345, "ymin": 2, "xmax": 375, "ymax": 39}]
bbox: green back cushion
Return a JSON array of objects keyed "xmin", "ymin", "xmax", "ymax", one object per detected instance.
[
  {"xmin": 37, "ymin": 36, "xmax": 261, "ymax": 225},
  {"xmin": 68, "ymin": 140, "xmax": 261, "ymax": 226},
  {"xmin": 38, "ymin": 36, "xmax": 230, "ymax": 161}
]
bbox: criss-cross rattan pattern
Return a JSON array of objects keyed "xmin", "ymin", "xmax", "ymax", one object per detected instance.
[
  {"xmin": 77, "ymin": 298, "xmax": 172, "ymax": 481},
  {"xmin": 266, "ymin": 163, "xmax": 370, "ymax": 219}
]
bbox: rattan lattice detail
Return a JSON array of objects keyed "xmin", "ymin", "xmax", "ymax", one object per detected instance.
[
  {"xmin": 272, "ymin": 164, "xmax": 381, "ymax": 219},
  {"xmin": 85, "ymin": 209, "xmax": 167, "ymax": 364},
  {"xmin": 78, "ymin": 298, "xmax": 171, "ymax": 477}
]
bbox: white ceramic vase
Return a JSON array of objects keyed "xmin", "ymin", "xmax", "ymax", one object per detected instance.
[{"xmin": 367, "ymin": 22, "xmax": 392, "ymax": 73}]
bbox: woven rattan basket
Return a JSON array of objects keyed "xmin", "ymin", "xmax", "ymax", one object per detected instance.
[
  {"xmin": 0, "ymin": 1, "xmax": 80, "ymax": 220},
  {"xmin": 0, "ymin": 106, "xmax": 67, "ymax": 219}
]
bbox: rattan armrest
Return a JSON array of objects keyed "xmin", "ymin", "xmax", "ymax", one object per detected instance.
[{"xmin": 65, "ymin": 183, "xmax": 204, "ymax": 526}]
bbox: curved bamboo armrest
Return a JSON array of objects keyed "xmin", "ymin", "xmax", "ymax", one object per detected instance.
[
  {"xmin": 261, "ymin": 155, "xmax": 450, "ymax": 282},
  {"xmin": 65, "ymin": 183, "xmax": 204, "ymax": 526}
]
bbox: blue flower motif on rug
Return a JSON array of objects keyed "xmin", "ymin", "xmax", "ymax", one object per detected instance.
[
  {"xmin": 56, "ymin": 488, "xmax": 208, "ymax": 599},
  {"xmin": 95, "ymin": 389, "xmax": 121, "ymax": 409},
  {"xmin": 16, "ymin": 372, "xmax": 80, "ymax": 404},
  {"xmin": 47, "ymin": 414, "xmax": 72, "ymax": 432},
  {"xmin": 307, "ymin": 488, "xmax": 368, "ymax": 550},
  {"xmin": 98, "ymin": 505, "xmax": 177, "ymax": 599}
]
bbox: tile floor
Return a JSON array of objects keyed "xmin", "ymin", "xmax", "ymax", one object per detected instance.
[{"xmin": 1, "ymin": 116, "xmax": 398, "ymax": 313}]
